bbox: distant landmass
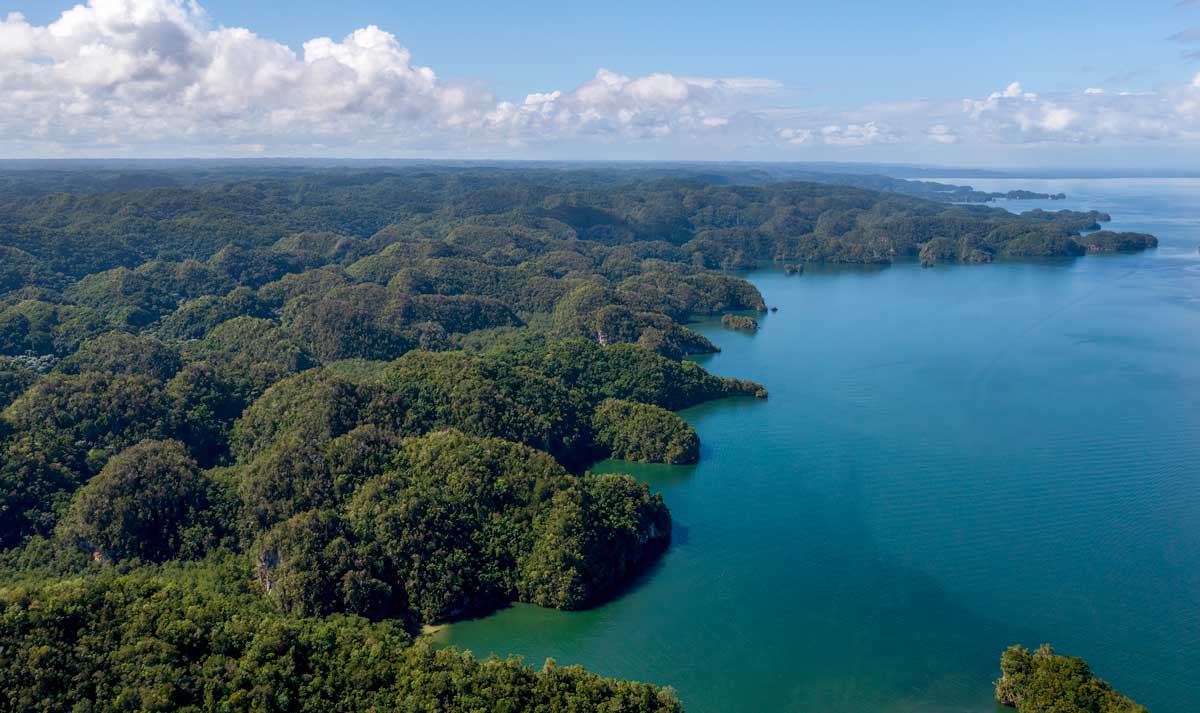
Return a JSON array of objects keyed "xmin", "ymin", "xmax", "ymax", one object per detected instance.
[{"xmin": 0, "ymin": 159, "xmax": 1064, "ymax": 205}]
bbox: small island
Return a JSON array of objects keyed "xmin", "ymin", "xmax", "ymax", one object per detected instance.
[
  {"xmin": 1004, "ymin": 189, "xmax": 1067, "ymax": 201},
  {"xmin": 721, "ymin": 314, "xmax": 759, "ymax": 331},
  {"xmin": 995, "ymin": 644, "xmax": 1146, "ymax": 713},
  {"xmin": 1077, "ymin": 231, "xmax": 1158, "ymax": 253}
]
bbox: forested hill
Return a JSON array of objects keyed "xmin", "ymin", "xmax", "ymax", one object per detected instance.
[
  {"xmin": 0, "ymin": 168, "xmax": 1154, "ymax": 711},
  {"xmin": 0, "ymin": 169, "xmax": 1154, "ymax": 287},
  {"xmin": 0, "ymin": 161, "xmax": 1058, "ymax": 204}
]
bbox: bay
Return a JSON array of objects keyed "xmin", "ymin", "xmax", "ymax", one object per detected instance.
[{"xmin": 437, "ymin": 179, "xmax": 1200, "ymax": 713}]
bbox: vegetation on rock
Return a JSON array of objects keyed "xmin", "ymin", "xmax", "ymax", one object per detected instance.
[
  {"xmin": 995, "ymin": 644, "xmax": 1147, "ymax": 713},
  {"xmin": 721, "ymin": 314, "xmax": 759, "ymax": 331},
  {"xmin": 593, "ymin": 399, "xmax": 701, "ymax": 464}
]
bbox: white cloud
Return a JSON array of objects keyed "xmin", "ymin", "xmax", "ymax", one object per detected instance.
[
  {"xmin": 0, "ymin": 0, "xmax": 777, "ymax": 154},
  {"xmin": 772, "ymin": 118, "xmax": 901, "ymax": 147},
  {"xmin": 6, "ymin": 1, "xmax": 1200, "ymax": 158},
  {"xmin": 960, "ymin": 80, "xmax": 1200, "ymax": 144},
  {"xmin": 777, "ymin": 127, "xmax": 815, "ymax": 145},
  {"xmin": 819, "ymin": 122, "xmax": 898, "ymax": 146},
  {"xmin": 926, "ymin": 124, "xmax": 959, "ymax": 144},
  {"xmin": 485, "ymin": 68, "xmax": 778, "ymax": 141}
]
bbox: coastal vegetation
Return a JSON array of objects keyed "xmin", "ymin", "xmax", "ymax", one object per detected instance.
[
  {"xmin": 593, "ymin": 398, "xmax": 701, "ymax": 464},
  {"xmin": 995, "ymin": 645, "xmax": 1146, "ymax": 713},
  {"xmin": 721, "ymin": 314, "xmax": 759, "ymax": 331},
  {"xmin": 0, "ymin": 165, "xmax": 1157, "ymax": 709},
  {"xmin": 0, "ymin": 556, "xmax": 681, "ymax": 713}
]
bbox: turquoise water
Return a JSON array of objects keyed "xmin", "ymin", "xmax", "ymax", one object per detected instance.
[{"xmin": 438, "ymin": 179, "xmax": 1200, "ymax": 712}]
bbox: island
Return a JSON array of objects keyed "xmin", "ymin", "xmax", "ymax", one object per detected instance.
[
  {"xmin": 721, "ymin": 314, "xmax": 760, "ymax": 331},
  {"xmin": 996, "ymin": 644, "xmax": 1146, "ymax": 713}
]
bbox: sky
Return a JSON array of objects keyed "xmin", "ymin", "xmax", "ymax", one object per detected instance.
[{"xmin": 3, "ymin": 0, "xmax": 1200, "ymax": 169}]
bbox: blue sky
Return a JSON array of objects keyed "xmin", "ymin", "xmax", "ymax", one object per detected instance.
[{"xmin": 3, "ymin": 0, "xmax": 1200, "ymax": 168}]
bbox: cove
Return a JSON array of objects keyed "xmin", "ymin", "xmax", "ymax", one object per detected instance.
[{"xmin": 436, "ymin": 179, "xmax": 1200, "ymax": 713}]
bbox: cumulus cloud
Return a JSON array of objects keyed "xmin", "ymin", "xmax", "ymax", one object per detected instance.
[
  {"xmin": 960, "ymin": 80, "xmax": 1200, "ymax": 144},
  {"xmin": 7, "ymin": 0, "xmax": 1200, "ymax": 157},
  {"xmin": 774, "ymin": 120, "xmax": 900, "ymax": 146},
  {"xmin": 0, "ymin": 1, "xmax": 474, "ymax": 151},
  {"xmin": 0, "ymin": 0, "xmax": 778, "ymax": 154},
  {"xmin": 483, "ymin": 69, "xmax": 780, "ymax": 141}
]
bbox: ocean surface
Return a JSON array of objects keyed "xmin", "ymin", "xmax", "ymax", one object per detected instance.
[{"xmin": 437, "ymin": 179, "xmax": 1200, "ymax": 712}]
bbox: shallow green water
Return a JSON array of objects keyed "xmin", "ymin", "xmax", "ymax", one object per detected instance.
[{"xmin": 438, "ymin": 179, "xmax": 1200, "ymax": 712}]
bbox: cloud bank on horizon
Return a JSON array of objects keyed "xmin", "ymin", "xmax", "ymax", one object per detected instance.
[{"xmin": 3, "ymin": 0, "xmax": 1200, "ymax": 160}]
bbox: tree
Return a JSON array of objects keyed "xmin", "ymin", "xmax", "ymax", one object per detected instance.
[
  {"xmin": 252, "ymin": 509, "xmax": 400, "ymax": 621},
  {"xmin": 995, "ymin": 644, "xmax": 1147, "ymax": 713},
  {"xmin": 57, "ymin": 440, "xmax": 216, "ymax": 562},
  {"xmin": 57, "ymin": 332, "xmax": 182, "ymax": 382},
  {"xmin": 230, "ymin": 369, "xmax": 363, "ymax": 462},
  {"xmin": 593, "ymin": 398, "xmax": 700, "ymax": 464}
]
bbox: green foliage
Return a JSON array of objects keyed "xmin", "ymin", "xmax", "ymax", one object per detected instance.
[
  {"xmin": 617, "ymin": 271, "xmax": 765, "ymax": 319},
  {"xmin": 0, "ymin": 357, "xmax": 37, "ymax": 410},
  {"xmin": 376, "ymin": 350, "xmax": 594, "ymax": 468},
  {"xmin": 64, "ymin": 267, "xmax": 177, "ymax": 328},
  {"xmin": 995, "ymin": 644, "xmax": 1147, "ymax": 713},
  {"xmin": 57, "ymin": 331, "xmax": 182, "ymax": 381},
  {"xmin": 0, "ymin": 246, "xmax": 53, "ymax": 293},
  {"xmin": 593, "ymin": 399, "xmax": 700, "ymax": 464},
  {"xmin": 0, "ymin": 559, "xmax": 681, "ymax": 713},
  {"xmin": 345, "ymin": 430, "xmax": 671, "ymax": 621},
  {"xmin": 0, "ymin": 298, "xmax": 107, "ymax": 356},
  {"xmin": 721, "ymin": 314, "xmax": 758, "ymax": 331},
  {"xmin": 57, "ymin": 440, "xmax": 217, "ymax": 562},
  {"xmin": 163, "ymin": 361, "xmax": 251, "ymax": 467},
  {"xmin": 346, "ymin": 430, "xmax": 571, "ymax": 621},
  {"xmin": 252, "ymin": 509, "xmax": 399, "ymax": 620},
  {"xmin": 0, "ymin": 430, "xmax": 81, "ymax": 547},
  {"xmin": 1000, "ymin": 233, "xmax": 1086, "ymax": 258},
  {"xmin": 184, "ymin": 316, "xmax": 315, "ymax": 396},
  {"xmin": 2, "ymin": 371, "xmax": 172, "ymax": 474},
  {"xmin": 273, "ymin": 230, "xmax": 365, "ymax": 263},
  {"xmin": 0, "ymin": 166, "xmax": 1158, "ymax": 708},
  {"xmin": 237, "ymin": 437, "xmax": 338, "ymax": 534},
  {"xmin": 520, "ymin": 474, "xmax": 671, "ymax": 609},
  {"xmin": 490, "ymin": 338, "xmax": 766, "ymax": 410},
  {"xmin": 258, "ymin": 265, "xmax": 354, "ymax": 307},
  {"xmin": 154, "ymin": 287, "xmax": 271, "ymax": 340},
  {"xmin": 230, "ymin": 368, "xmax": 363, "ymax": 462},
  {"xmin": 1077, "ymin": 231, "xmax": 1158, "ymax": 253}
]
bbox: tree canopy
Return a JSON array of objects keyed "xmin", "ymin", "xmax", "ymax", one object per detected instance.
[{"xmin": 995, "ymin": 644, "xmax": 1146, "ymax": 713}]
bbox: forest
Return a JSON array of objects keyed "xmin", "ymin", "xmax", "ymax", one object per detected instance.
[
  {"xmin": 0, "ymin": 165, "xmax": 1153, "ymax": 711},
  {"xmin": 995, "ymin": 645, "xmax": 1147, "ymax": 713}
]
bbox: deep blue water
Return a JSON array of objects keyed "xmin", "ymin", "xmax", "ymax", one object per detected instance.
[{"xmin": 440, "ymin": 179, "xmax": 1200, "ymax": 712}]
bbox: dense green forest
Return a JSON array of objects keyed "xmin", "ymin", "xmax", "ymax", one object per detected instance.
[
  {"xmin": 0, "ymin": 161, "xmax": 1064, "ymax": 204},
  {"xmin": 995, "ymin": 645, "xmax": 1147, "ymax": 713},
  {"xmin": 0, "ymin": 165, "xmax": 1154, "ymax": 710}
]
